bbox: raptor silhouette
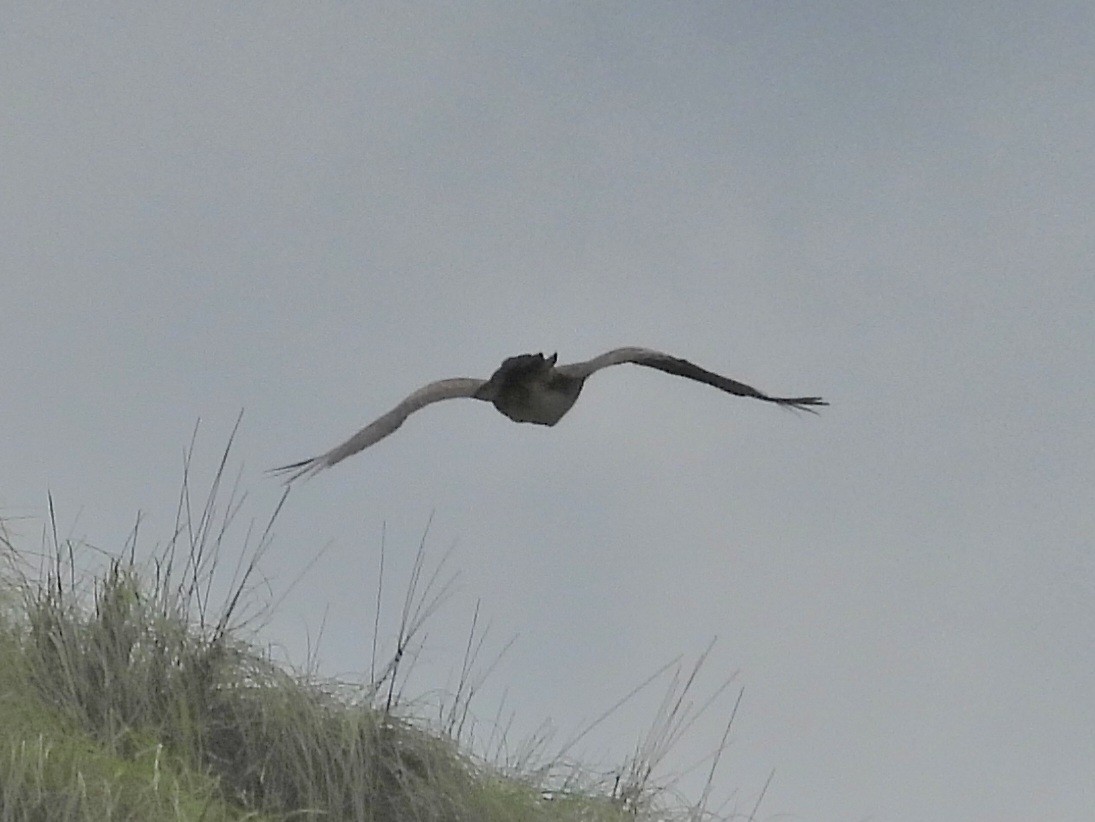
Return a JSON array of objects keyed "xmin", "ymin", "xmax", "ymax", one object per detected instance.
[{"xmin": 272, "ymin": 347, "xmax": 827, "ymax": 481}]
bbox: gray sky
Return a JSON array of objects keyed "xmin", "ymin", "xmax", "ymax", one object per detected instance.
[{"xmin": 4, "ymin": 3, "xmax": 1093, "ymax": 819}]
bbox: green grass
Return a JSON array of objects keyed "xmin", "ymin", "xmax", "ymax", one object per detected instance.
[
  {"xmin": 0, "ymin": 584, "xmax": 259, "ymax": 821},
  {"xmin": 0, "ymin": 428, "xmax": 742, "ymax": 821}
]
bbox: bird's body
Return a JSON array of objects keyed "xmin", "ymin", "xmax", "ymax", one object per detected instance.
[
  {"xmin": 474, "ymin": 353, "xmax": 583, "ymax": 424},
  {"xmin": 272, "ymin": 347, "xmax": 826, "ymax": 481}
]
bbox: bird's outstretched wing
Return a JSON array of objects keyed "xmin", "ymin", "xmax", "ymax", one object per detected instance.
[
  {"xmin": 271, "ymin": 377, "xmax": 486, "ymax": 482},
  {"xmin": 556, "ymin": 347, "xmax": 827, "ymax": 412}
]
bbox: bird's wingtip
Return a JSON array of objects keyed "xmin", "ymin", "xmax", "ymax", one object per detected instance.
[
  {"xmin": 267, "ymin": 458, "xmax": 321, "ymax": 484},
  {"xmin": 783, "ymin": 397, "xmax": 828, "ymax": 414},
  {"xmin": 759, "ymin": 395, "xmax": 828, "ymax": 414}
]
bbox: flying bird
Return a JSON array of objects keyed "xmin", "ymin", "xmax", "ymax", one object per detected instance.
[{"xmin": 272, "ymin": 347, "xmax": 827, "ymax": 481}]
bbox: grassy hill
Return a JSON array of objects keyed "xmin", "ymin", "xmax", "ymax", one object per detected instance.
[{"xmin": 0, "ymin": 443, "xmax": 741, "ymax": 820}]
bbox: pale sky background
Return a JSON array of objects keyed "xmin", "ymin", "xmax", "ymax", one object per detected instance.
[{"xmin": 4, "ymin": 4, "xmax": 1094, "ymax": 820}]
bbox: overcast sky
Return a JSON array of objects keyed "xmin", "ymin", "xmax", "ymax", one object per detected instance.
[{"xmin": 4, "ymin": 4, "xmax": 1094, "ymax": 820}]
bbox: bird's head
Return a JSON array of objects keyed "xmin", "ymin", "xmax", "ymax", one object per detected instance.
[
  {"xmin": 476, "ymin": 352, "xmax": 558, "ymax": 401},
  {"xmin": 497, "ymin": 352, "xmax": 557, "ymax": 376}
]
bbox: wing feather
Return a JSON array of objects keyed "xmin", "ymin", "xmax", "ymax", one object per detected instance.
[
  {"xmin": 271, "ymin": 377, "xmax": 485, "ymax": 481},
  {"xmin": 557, "ymin": 347, "xmax": 827, "ymax": 412}
]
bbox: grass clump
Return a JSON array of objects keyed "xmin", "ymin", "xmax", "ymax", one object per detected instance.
[
  {"xmin": 0, "ymin": 564, "xmax": 253, "ymax": 821},
  {"xmin": 0, "ymin": 424, "xmax": 744, "ymax": 820}
]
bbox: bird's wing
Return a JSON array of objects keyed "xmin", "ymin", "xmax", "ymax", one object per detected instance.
[
  {"xmin": 556, "ymin": 347, "xmax": 828, "ymax": 412},
  {"xmin": 271, "ymin": 377, "xmax": 486, "ymax": 482}
]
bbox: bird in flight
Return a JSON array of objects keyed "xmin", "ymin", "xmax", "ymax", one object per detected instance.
[{"xmin": 272, "ymin": 347, "xmax": 826, "ymax": 481}]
